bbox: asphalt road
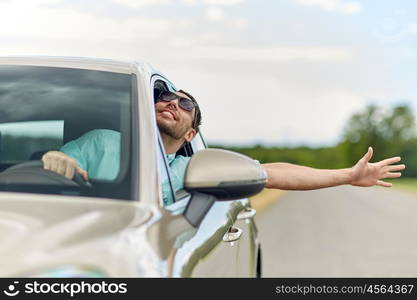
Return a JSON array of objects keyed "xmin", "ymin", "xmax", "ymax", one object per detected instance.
[{"xmin": 256, "ymin": 185, "xmax": 417, "ymax": 277}]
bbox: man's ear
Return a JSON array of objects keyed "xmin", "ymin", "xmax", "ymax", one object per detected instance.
[{"xmin": 184, "ymin": 128, "xmax": 196, "ymax": 143}]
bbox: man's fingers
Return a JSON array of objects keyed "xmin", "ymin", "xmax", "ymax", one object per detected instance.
[
  {"xmin": 42, "ymin": 157, "xmax": 51, "ymax": 170},
  {"xmin": 42, "ymin": 151, "xmax": 80, "ymax": 179},
  {"xmin": 383, "ymin": 164, "xmax": 406, "ymax": 172},
  {"xmin": 383, "ymin": 172, "xmax": 401, "ymax": 179},
  {"xmin": 49, "ymin": 159, "xmax": 59, "ymax": 173},
  {"xmin": 64, "ymin": 165, "xmax": 75, "ymax": 180},
  {"xmin": 377, "ymin": 180, "xmax": 393, "ymax": 187},
  {"xmin": 56, "ymin": 160, "xmax": 67, "ymax": 176},
  {"xmin": 77, "ymin": 167, "xmax": 89, "ymax": 182},
  {"xmin": 362, "ymin": 147, "xmax": 373, "ymax": 163},
  {"xmin": 378, "ymin": 156, "xmax": 401, "ymax": 167}
]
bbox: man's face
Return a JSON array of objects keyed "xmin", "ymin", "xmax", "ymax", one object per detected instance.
[{"xmin": 155, "ymin": 91, "xmax": 196, "ymax": 141}]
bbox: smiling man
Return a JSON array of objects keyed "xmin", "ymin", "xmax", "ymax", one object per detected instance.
[
  {"xmin": 42, "ymin": 89, "xmax": 405, "ymax": 203},
  {"xmin": 42, "ymin": 89, "xmax": 201, "ymax": 205}
]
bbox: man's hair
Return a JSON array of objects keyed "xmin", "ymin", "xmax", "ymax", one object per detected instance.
[{"xmin": 178, "ymin": 89, "xmax": 202, "ymax": 133}]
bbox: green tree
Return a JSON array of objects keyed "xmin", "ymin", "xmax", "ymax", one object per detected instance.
[{"xmin": 339, "ymin": 104, "xmax": 417, "ymax": 176}]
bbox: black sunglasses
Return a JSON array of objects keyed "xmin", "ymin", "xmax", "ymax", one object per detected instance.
[{"xmin": 156, "ymin": 91, "xmax": 196, "ymax": 112}]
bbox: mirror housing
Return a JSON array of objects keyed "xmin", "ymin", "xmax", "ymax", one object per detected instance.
[{"xmin": 184, "ymin": 148, "xmax": 267, "ymax": 200}]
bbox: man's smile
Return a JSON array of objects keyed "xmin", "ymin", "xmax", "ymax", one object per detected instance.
[{"xmin": 160, "ymin": 109, "xmax": 177, "ymax": 120}]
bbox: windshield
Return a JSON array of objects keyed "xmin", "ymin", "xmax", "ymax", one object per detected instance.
[{"xmin": 0, "ymin": 65, "xmax": 133, "ymax": 199}]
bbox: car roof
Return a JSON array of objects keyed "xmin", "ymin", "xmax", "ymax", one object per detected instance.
[{"xmin": 0, "ymin": 55, "xmax": 162, "ymax": 76}]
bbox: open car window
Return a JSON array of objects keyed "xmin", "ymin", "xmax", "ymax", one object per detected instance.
[
  {"xmin": 0, "ymin": 65, "xmax": 133, "ymax": 200},
  {"xmin": 152, "ymin": 77, "xmax": 206, "ymax": 212}
]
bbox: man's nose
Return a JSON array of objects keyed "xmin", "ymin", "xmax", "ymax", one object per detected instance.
[{"xmin": 167, "ymin": 99, "xmax": 179, "ymax": 110}]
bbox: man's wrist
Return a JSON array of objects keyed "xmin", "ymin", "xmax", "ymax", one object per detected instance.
[{"xmin": 345, "ymin": 167, "xmax": 354, "ymax": 185}]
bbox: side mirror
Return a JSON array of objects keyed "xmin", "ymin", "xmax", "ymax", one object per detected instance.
[{"xmin": 184, "ymin": 148, "xmax": 267, "ymax": 200}]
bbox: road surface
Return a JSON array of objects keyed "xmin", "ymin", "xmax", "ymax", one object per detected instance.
[{"xmin": 256, "ymin": 185, "xmax": 417, "ymax": 277}]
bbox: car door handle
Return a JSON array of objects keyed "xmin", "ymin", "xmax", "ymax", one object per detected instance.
[
  {"xmin": 222, "ymin": 226, "xmax": 243, "ymax": 243},
  {"xmin": 237, "ymin": 208, "xmax": 256, "ymax": 221}
]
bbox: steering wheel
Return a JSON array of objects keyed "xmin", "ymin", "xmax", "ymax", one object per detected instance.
[{"xmin": 0, "ymin": 160, "xmax": 92, "ymax": 187}]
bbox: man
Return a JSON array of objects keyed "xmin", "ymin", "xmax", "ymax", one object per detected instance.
[
  {"xmin": 42, "ymin": 89, "xmax": 405, "ymax": 200},
  {"xmin": 42, "ymin": 89, "xmax": 201, "ymax": 206}
]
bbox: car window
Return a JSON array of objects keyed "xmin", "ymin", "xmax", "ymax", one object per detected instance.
[
  {"xmin": 152, "ymin": 76, "xmax": 193, "ymax": 209},
  {"xmin": 0, "ymin": 120, "xmax": 64, "ymax": 161},
  {"xmin": 191, "ymin": 132, "xmax": 207, "ymax": 152},
  {"xmin": 0, "ymin": 65, "xmax": 133, "ymax": 200}
]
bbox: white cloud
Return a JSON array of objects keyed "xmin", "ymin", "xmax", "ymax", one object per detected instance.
[
  {"xmin": 189, "ymin": 46, "xmax": 351, "ymax": 62},
  {"xmin": 230, "ymin": 18, "xmax": 248, "ymax": 29},
  {"xmin": 111, "ymin": 0, "xmax": 173, "ymax": 8},
  {"xmin": 0, "ymin": 0, "xmax": 63, "ymax": 8},
  {"xmin": 206, "ymin": 7, "xmax": 225, "ymax": 22},
  {"xmin": 408, "ymin": 23, "xmax": 417, "ymax": 34},
  {"xmin": 293, "ymin": 0, "xmax": 362, "ymax": 14},
  {"xmin": 205, "ymin": 7, "xmax": 247, "ymax": 27},
  {"xmin": 182, "ymin": 0, "xmax": 198, "ymax": 4},
  {"xmin": 203, "ymin": 0, "xmax": 243, "ymax": 5},
  {"xmin": 24, "ymin": 0, "xmax": 63, "ymax": 5},
  {"xmin": 111, "ymin": 0, "xmax": 242, "ymax": 7},
  {"xmin": 0, "ymin": 1, "xmax": 190, "ymax": 41}
]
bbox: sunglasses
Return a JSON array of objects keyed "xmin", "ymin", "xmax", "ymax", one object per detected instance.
[{"xmin": 156, "ymin": 91, "xmax": 196, "ymax": 112}]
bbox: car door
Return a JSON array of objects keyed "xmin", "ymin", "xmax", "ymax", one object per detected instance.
[
  {"xmin": 167, "ymin": 134, "xmax": 258, "ymax": 277},
  {"xmin": 189, "ymin": 133, "xmax": 259, "ymax": 277},
  {"xmin": 192, "ymin": 135, "xmax": 259, "ymax": 277}
]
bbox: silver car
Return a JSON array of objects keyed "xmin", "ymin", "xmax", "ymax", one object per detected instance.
[{"xmin": 0, "ymin": 56, "xmax": 266, "ymax": 277}]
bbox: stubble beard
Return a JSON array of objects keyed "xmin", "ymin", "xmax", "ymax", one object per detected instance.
[{"xmin": 157, "ymin": 118, "xmax": 188, "ymax": 140}]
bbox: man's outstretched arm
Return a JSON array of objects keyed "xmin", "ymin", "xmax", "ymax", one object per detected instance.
[{"xmin": 262, "ymin": 147, "xmax": 405, "ymax": 190}]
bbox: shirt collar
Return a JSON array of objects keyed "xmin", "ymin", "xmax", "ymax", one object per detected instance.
[{"xmin": 166, "ymin": 153, "xmax": 176, "ymax": 164}]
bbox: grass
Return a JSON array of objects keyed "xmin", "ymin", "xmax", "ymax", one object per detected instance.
[{"xmin": 387, "ymin": 177, "xmax": 417, "ymax": 193}]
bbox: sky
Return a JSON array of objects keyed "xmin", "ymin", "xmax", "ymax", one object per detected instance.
[{"xmin": 1, "ymin": 0, "xmax": 417, "ymax": 146}]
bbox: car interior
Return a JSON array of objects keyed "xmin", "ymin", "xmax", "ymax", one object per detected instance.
[{"xmin": 0, "ymin": 65, "xmax": 132, "ymax": 199}]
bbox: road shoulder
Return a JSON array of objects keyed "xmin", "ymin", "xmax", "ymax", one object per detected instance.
[{"xmin": 249, "ymin": 188, "xmax": 287, "ymax": 214}]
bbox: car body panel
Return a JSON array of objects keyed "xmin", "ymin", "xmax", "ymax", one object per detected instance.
[
  {"xmin": 171, "ymin": 200, "xmax": 247, "ymax": 277},
  {"xmin": 0, "ymin": 192, "xmax": 163, "ymax": 277}
]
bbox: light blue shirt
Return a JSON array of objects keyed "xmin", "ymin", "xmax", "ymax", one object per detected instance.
[
  {"xmin": 164, "ymin": 153, "xmax": 191, "ymax": 205},
  {"xmin": 61, "ymin": 129, "xmax": 121, "ymax": 180},
  {"xmin": 60, "ymin": 129, "xmax": 190, "ymax": 205}
]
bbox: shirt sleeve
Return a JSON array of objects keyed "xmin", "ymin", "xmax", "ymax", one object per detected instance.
[
  {"xmin": 60, "ymin": 139, "xmax": 88, "ymax": 171},
  {"xmin": 60, "ymin": 129, "xmax": 120, "ymax": 180}
]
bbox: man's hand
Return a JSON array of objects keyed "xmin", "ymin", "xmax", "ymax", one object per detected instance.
[
  {"xmin": 41, "ymin": 151, "xmax": 89, "ymax": 181},
  {"xmin": 350, "ymin": 147, "xmax": 405, "ymax": 188}
]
